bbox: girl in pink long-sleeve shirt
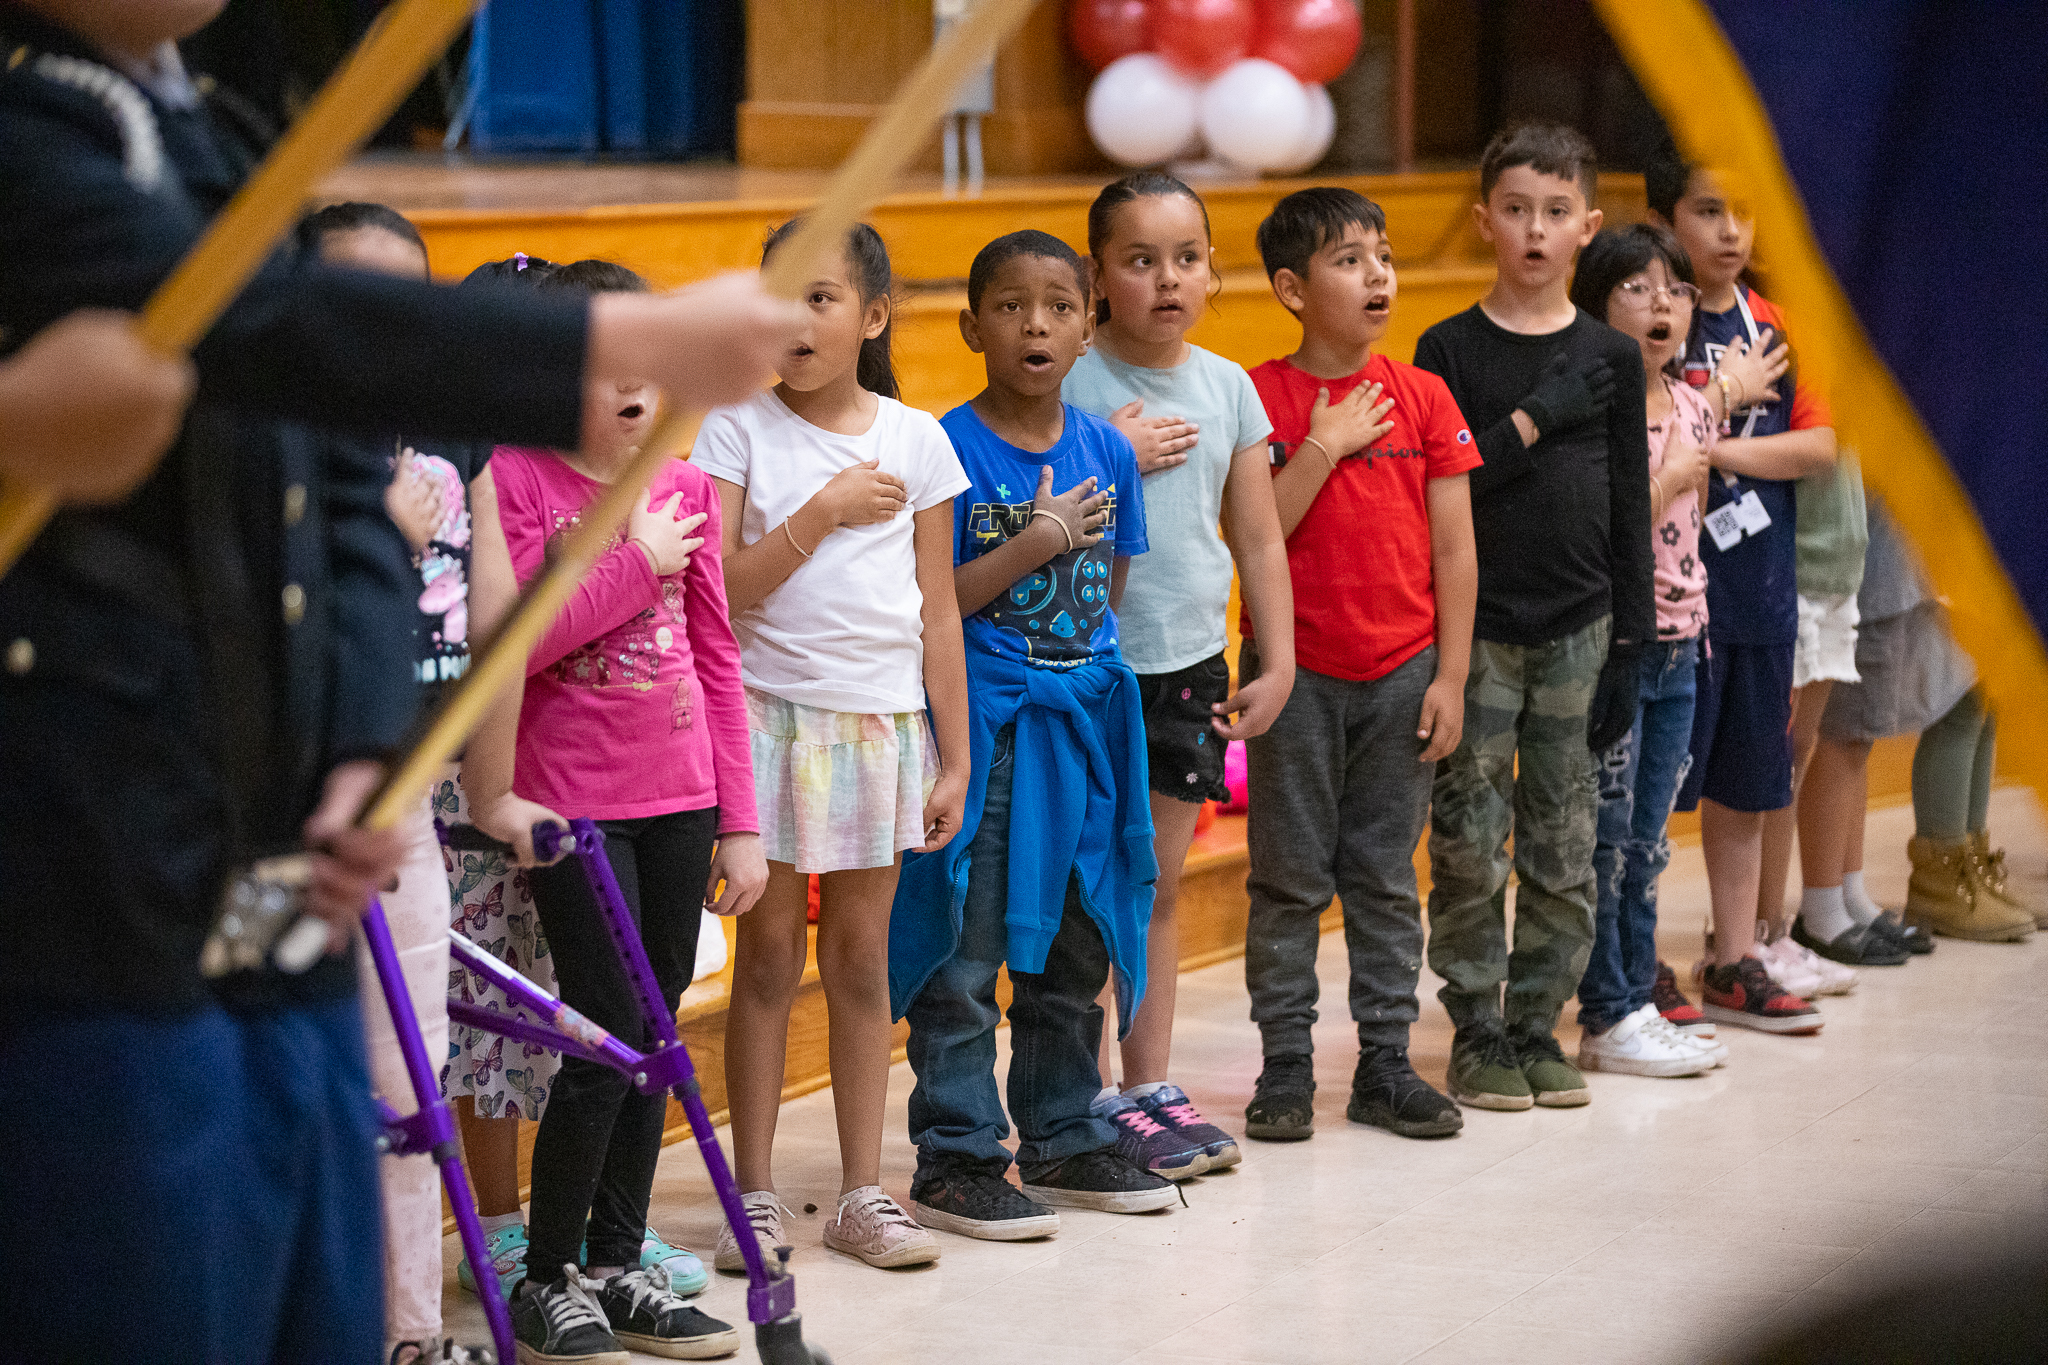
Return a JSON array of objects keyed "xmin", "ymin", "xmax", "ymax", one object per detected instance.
[{"xmin": 466, "ymin": 259, "xmax": 763, "ymax": 1358}]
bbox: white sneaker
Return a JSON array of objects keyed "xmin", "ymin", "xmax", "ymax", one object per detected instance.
[
  {"xmin": 1759, "ymin": 936, "xmax": 1827, "ymax": 999},
  {"xmin": 1644, "ymin": 1010, "xmax": 1727, "ymax": 1068},
  {"xmin": 1577, "ymin": 1005, "xmax": 1714, "ymax": 1077},
  {"xmin": 1783, "ymin": 937, "xmax": 1857, "ymax": 995},
  {"xmin": 713, "ymin": 1190, "xmax": 790, "ymax": 1274}
]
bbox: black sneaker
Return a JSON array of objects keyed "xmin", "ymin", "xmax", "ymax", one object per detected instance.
[
  {"xmin": 1347, "ymin": 1044, "xmax": 1464, "ymax": 1139},
  {"xmin": 511, "ymin": 1265, "xmax": 630, "ymax": 1365},
  {"xmin": 1019, "ymin": 1147, "xmax": 1179, "ymax": 1213},
  {"xmin": 909, "ymin": 1153, "xmax": 1060, "ymax": 1241},
  {"xmin": 1873, "ymin": 910, "xmax": 1935, "ymax": 955},
  {"xmin": 592, "ymin": 1265, "xmax": 737, "ymax": 1360},
  {"xmin": 1244, "ymin": 1053, "xmax": 1316, "ymax": 1141},
  {"xmin": 1791, "ymin": 916, "xmax": 1909, "ymax": 966}
]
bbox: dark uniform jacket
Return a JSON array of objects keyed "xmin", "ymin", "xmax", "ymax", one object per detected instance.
[{"xmin": 0, "ymin": 7, "xmax": 588, "ymax": 1013}]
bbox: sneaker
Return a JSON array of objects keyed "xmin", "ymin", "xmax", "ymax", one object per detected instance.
[
  {"xmin": 1346, "ymin": 1044, "xmax": 1462, "ymax": 1138},
  {"xmin": 388, "ymin": 1339, "xmax": 495, "ymax": 1365},
  {"xmin": 1652, "ymin": 962, "xmax": 1715, "ymax": 1038},
  {"xmin": 1019, "ymin": 1147, "xmax": 1179, "ymax": 1214},
  {"xmin": 1791, "ymin": 916, "xmax": 1906, "ymax": 968},
  {"xmin": 457, "ymin": 1221, "xmax": 529, "ymax": 1301},
  {"xmin": 1447, "ymin": 1023, "xmax": 1534, "ymax": 1111},
  {"xmin": 510, "ymin": 1265, "xmax": 630, "ymax": 1365},
  {"xmin": 1244, "ymin": 1053, "xmax": 1316, "ymax": 1141},
  {"xmin": 1577, "ymin": 1004, "xmax": 1712, "ymax": 1078},
  {"xmin": 638, "ymin": 1227, "xmax": 708, "ymax": 1298},
  {"xmin": 594, "ymin": 1264, "xmax": 739, "ymax": 1360},
  {"xmin": 1092, "ymin": 1090, "xmax": 1207, "ymax": 1180},
  {"xmin": 1513, "ymin": 1030, "xmax": 1592, "ymax": 1107},
  {"xmin": 1756, "ymin": 935, "xmax": 1826, "ymax": 999},
  {"xmin": 1132, "ymin": 1083, "xmax": 1242, "ymax": 1171},
  {"xmin": 1702, "ymin": 956, "xmax": 1823, "ymax": 1035},
  {"xmin": 712, "ymin": 1190, "xmax": 789, "ymax": 1275},
  {"xmin": 822, "ymin": 1186, "xmax": 940, "ymax": 1268},
  {"xmin": 1778, "ymin": 933, "xmax": 1861, "ymax": 994},
  {"xmin": 909, "ymin": 1153, "xmax": 1060, "ymax": 1241}
]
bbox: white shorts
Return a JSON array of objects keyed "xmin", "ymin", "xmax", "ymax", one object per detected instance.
[{"xmin": 1795, "ymin": 592, "xmax": 1861, "ymax": 688}]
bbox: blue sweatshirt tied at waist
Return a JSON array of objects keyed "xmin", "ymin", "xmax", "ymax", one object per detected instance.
[{"xmin": 888, "ymin": 649, "xmax": 1157, "ymax": 1034}]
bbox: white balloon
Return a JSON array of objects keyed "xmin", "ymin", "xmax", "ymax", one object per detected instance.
[
  {"xmin": 1198, "ymin": 58, "xmax": 1311, "ymax": 173},
  {"xmin": 1271, "ymin": 82, "xmax": 1334, "ymax": 174},
  {"xmin": 1085, "ymin": 54, "xmax": 1203, "ymax": 168}
]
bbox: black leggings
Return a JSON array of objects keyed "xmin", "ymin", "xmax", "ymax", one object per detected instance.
[{"xmin": 525, "ymin": 807, "xmax": 717, "ymax": 1277}]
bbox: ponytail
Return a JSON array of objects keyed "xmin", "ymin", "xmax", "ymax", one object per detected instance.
[
  {"xmin": 763, "ymin": 219, "xmax": 899, "ymax": 400},
  {"xmin": 1085, "ymin": 171, "xmax": 1212, "ymax": 325}
]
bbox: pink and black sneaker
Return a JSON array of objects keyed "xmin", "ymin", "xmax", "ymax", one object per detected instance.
[
  {"xmin": 1653, "ymin": 960, "xmax": 1714, "ymax": 1037},
  {"xmin": 1091, "ymin": 1090, "xmax": 1207, "ymax": 1180},
  {"xmin": 1133, "ymin": 1083, "xmax": 1242, "ymax": 1172},
  {"xmin": 1701, "ymin": 956, "xmax": 1823, "ymax": 1035}
]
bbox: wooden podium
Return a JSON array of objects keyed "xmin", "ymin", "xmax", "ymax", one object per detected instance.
[{"xmin": 738, "ymin": 0, "xmax": 1107, "ymax": 173}]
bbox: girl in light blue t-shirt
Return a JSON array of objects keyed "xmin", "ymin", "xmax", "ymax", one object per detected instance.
[{"xmin": 1061, "ymin": 172, "xmax": 1296, "ymax": 1177}]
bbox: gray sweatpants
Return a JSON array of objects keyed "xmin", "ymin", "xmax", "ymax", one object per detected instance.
[{"xmin": 1242, "ymin": 641, "xmax": 1439, "ymax": 1055}]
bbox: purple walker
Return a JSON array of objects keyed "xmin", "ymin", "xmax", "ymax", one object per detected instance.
[{"xmin": 361, "ymin": 817, "xmax": 829, "ymax": 1365}]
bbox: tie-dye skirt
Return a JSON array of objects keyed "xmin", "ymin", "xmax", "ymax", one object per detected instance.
[{"xmin": 746, "ymin": 687, "xmax": 937, "ymax": 873}]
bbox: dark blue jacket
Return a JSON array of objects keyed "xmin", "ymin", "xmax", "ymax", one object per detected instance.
[
  {"xmin": 0, "ymin": 7, "xmax": 588, "ymax": 1011},
  {"xmin": 888, "ymin": 648, "xmax": 1157, "ymax": 1032}
]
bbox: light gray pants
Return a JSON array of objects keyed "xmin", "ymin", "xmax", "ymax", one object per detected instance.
[{"xmin": 1243, "ymin": 643, "xmax": 1439, "ymax": 1055}]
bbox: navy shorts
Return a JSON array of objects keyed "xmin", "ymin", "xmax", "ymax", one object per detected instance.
[
  {"xmin": 1675, "ymin": 640, "xmax": 1795, "ymax": 813},
  {"xmin": 1134, "ymin": 651, "xmax": 1231, "ymax": 803}
]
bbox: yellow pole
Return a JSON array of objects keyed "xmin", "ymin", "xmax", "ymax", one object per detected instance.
[
  {"xmin": 361, "ymin": 0, "xmax": 1042, "ymax": 831},
  {"xmin": 0, "ymin": 0, "xmax": 482, "ymax": 575}
]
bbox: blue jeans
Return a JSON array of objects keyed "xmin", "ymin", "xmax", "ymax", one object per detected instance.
[
  {"xmin": 1578, "ymin": 637, "xmax": 1699, "ymax": 1033},
  {"xmin": 1, "ymin": 996, "xmax": 383, "ymax": 1364},
  {"xmin": 905, "ymin": 726, "xmax": 1118, "ymax": 1180}
]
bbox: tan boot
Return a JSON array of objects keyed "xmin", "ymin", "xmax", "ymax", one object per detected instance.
[
  {"xmin": 1907, "ymin": 836, "xmax": 2033, "ymax": 941},
  {"xmin": 1968, "ymin": 831, "xmax": 2048, "ymax": 929}
]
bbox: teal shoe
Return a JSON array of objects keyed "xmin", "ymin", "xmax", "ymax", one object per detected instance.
[
  {"xmin": 640, "ymin": 1226, "xmax": 709, "ymax": 1297},
  {"xmin": 455, "ymin": 1222, "xmax": 528, "ymax": 1300}
]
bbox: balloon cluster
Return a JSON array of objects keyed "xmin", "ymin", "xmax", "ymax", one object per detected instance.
[{"xmin": 1072, "ymin": 0, "xmax": 1361, "ymax": 173}]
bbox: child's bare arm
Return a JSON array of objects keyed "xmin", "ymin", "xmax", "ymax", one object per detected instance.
[
  {"xmin": 1215, "ymin": 440, "xmax": 1295, "ymax": 741},
  {"xmin": 714, "ymin": 463, "xmax": 908, "ymax": 619},
  {"xmin": 1270, "ymin": 381, "xmax": 1395, "ymax": 539},
  {"xmin": 914, "ymin": 505, "xmax": 973, "ymax": 852},
  {"xmin": 1110, "ymin": 556, "xmax": 1131, "ymax": 611},
  {"xmin": 1710, "ymin": 426, "xmax": 1837, "ymax": 481},
  {"xmin": 1420, "ymin": 473, "xmax": 1477, "ymax": 762},
  {"xmin": 953, "ymin": 466, "xmax": 1106, "ymax": 616}
]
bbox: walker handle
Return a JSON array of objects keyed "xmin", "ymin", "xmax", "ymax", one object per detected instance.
[{"xmin": 434, "ymin": 818, "xmax": 573, "ymax": 863}]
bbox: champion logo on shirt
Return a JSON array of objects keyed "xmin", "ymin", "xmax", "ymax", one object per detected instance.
[{"xmin": 1455, "ymin": 429, "xmax": 1473, "ymax": 444}]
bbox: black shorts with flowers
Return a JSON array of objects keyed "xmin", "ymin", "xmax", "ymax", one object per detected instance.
[{"xmin": 1134, "ymin": 650, "xmax": 1231, "ymax": 803}]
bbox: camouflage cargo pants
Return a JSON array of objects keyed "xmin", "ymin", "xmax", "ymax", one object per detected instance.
[{"xmin": 1427, "ymin": 615, "xmax": 1608, "ymax": 1037}]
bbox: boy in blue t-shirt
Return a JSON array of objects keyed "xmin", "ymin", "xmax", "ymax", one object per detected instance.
[{"xmin": 894, "ymin": 230, "xmax": 1177, "ymax": 1241}]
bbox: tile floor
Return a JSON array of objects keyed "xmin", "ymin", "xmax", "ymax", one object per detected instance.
[{"xmin": 442, "ymin": 790, "xmax": 2048, "ymax": 1364}]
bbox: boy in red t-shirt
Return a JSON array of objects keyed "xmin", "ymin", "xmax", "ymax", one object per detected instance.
[{"xmin": 1238, "ymin": 188, "xmax": 1481, "ymax": 1141}]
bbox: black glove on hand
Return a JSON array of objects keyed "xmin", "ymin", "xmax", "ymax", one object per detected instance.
[
  {"xmin": 1521, "ymin": 353, "xmax": 1616, "ymax": 440},
  {"xmin": 1587, "ymin": 640, "xmax": 1646, "ymax": 754}
]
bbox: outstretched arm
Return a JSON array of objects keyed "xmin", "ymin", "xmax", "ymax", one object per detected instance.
[
  {"xmin": 1215, "ymin": 440, "xmax": 1295, "ymax": 741},
  {"xmin": 915, "ymin": 504, "xmax": 972, "ymax": 852}
]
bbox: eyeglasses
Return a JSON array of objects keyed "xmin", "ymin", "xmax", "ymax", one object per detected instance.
[{"xmin": 1614, "ymin": 279, "xmax": 1701, "ymax": 308}]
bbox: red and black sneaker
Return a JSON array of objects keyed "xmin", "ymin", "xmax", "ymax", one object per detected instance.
[
  {"xmin": 1701, "ymin": 956, "xmax": 1823, "ymax": 1035},
  {"xmin": 1652, "ymin": 960, "xmax": 1713, "ymax": 1037}
]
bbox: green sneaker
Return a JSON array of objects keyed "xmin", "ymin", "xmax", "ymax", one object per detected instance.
[
  {"xmin": 1447, "ymin": 1024, "xmax": 1534, "ymax": 1111},
  {"xmin": 1515, "ymin": 1030, "xmax": 1592, "ymax": 1108}
]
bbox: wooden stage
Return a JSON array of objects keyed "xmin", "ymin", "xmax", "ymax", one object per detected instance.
[{"xmin": 344, "ymin": 155, "xmax": 1914, "ymax": 1207}]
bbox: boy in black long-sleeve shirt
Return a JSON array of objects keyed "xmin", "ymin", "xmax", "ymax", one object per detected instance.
[{"xmin": 1413, "ymin": 124, "xmax": 1654, "ymax": 1113}]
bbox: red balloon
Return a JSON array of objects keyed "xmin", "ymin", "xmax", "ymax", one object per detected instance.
[
  {"xmin": 1068, "ymin": 0, "xmax": 1154, "ymax": 72},
  {"xmin": 1149, "ymin": 0, "xmax": 1255, "ymax": 79},
  {"xmin": 1252, "ymin": 0, "xmax": 1363, "ymax": 85}
]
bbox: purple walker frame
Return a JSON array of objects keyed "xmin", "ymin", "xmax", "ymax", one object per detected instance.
[{"xmin": 362, "ymin": 817, "xmax": 824, "ymax": 1365}]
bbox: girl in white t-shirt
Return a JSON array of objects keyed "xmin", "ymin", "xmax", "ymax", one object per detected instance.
[{"xmin": 693, "ymin": 221, "xmax": 970, "ymax": 1271}]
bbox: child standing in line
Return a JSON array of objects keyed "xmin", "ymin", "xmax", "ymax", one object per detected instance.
[
  {"xmin": 1645, "ymin": 160, "xmax": 1844, "ymax": 1032},
  {"xmin": 1237, "ymin": 188, "xmax": 1479, "ymax": 1142},
  {"xmin": 1412, "ymin": 124, "xmax": 1655, "ymax": 1111},
  {"xmin": 1565, "ymin": 224, "xmax": 1734, "ymax": 1078},
  {"xmin": 896, "ymin": 229, "xmax": 1175, "ymax": 1237},
  {"xmin": 296, "ymin": 202, "xmax": 502, "ymax": 1365},
  {"xmin": 471, "ymin": 259, "xmax": 763, "ymax": 1364},
  {"xmin": 694, "ymin": 222, "xmax": 970, "ymax": 1272},
  {"xmin": 1064, "ymin": 171, "xmax": 1296, "ymax": 1176}
]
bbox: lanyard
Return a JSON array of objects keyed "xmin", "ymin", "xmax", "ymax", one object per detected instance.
[{"xmin": 1729, "ymin": 288, "xmax": 1764, "ymax": 441}]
